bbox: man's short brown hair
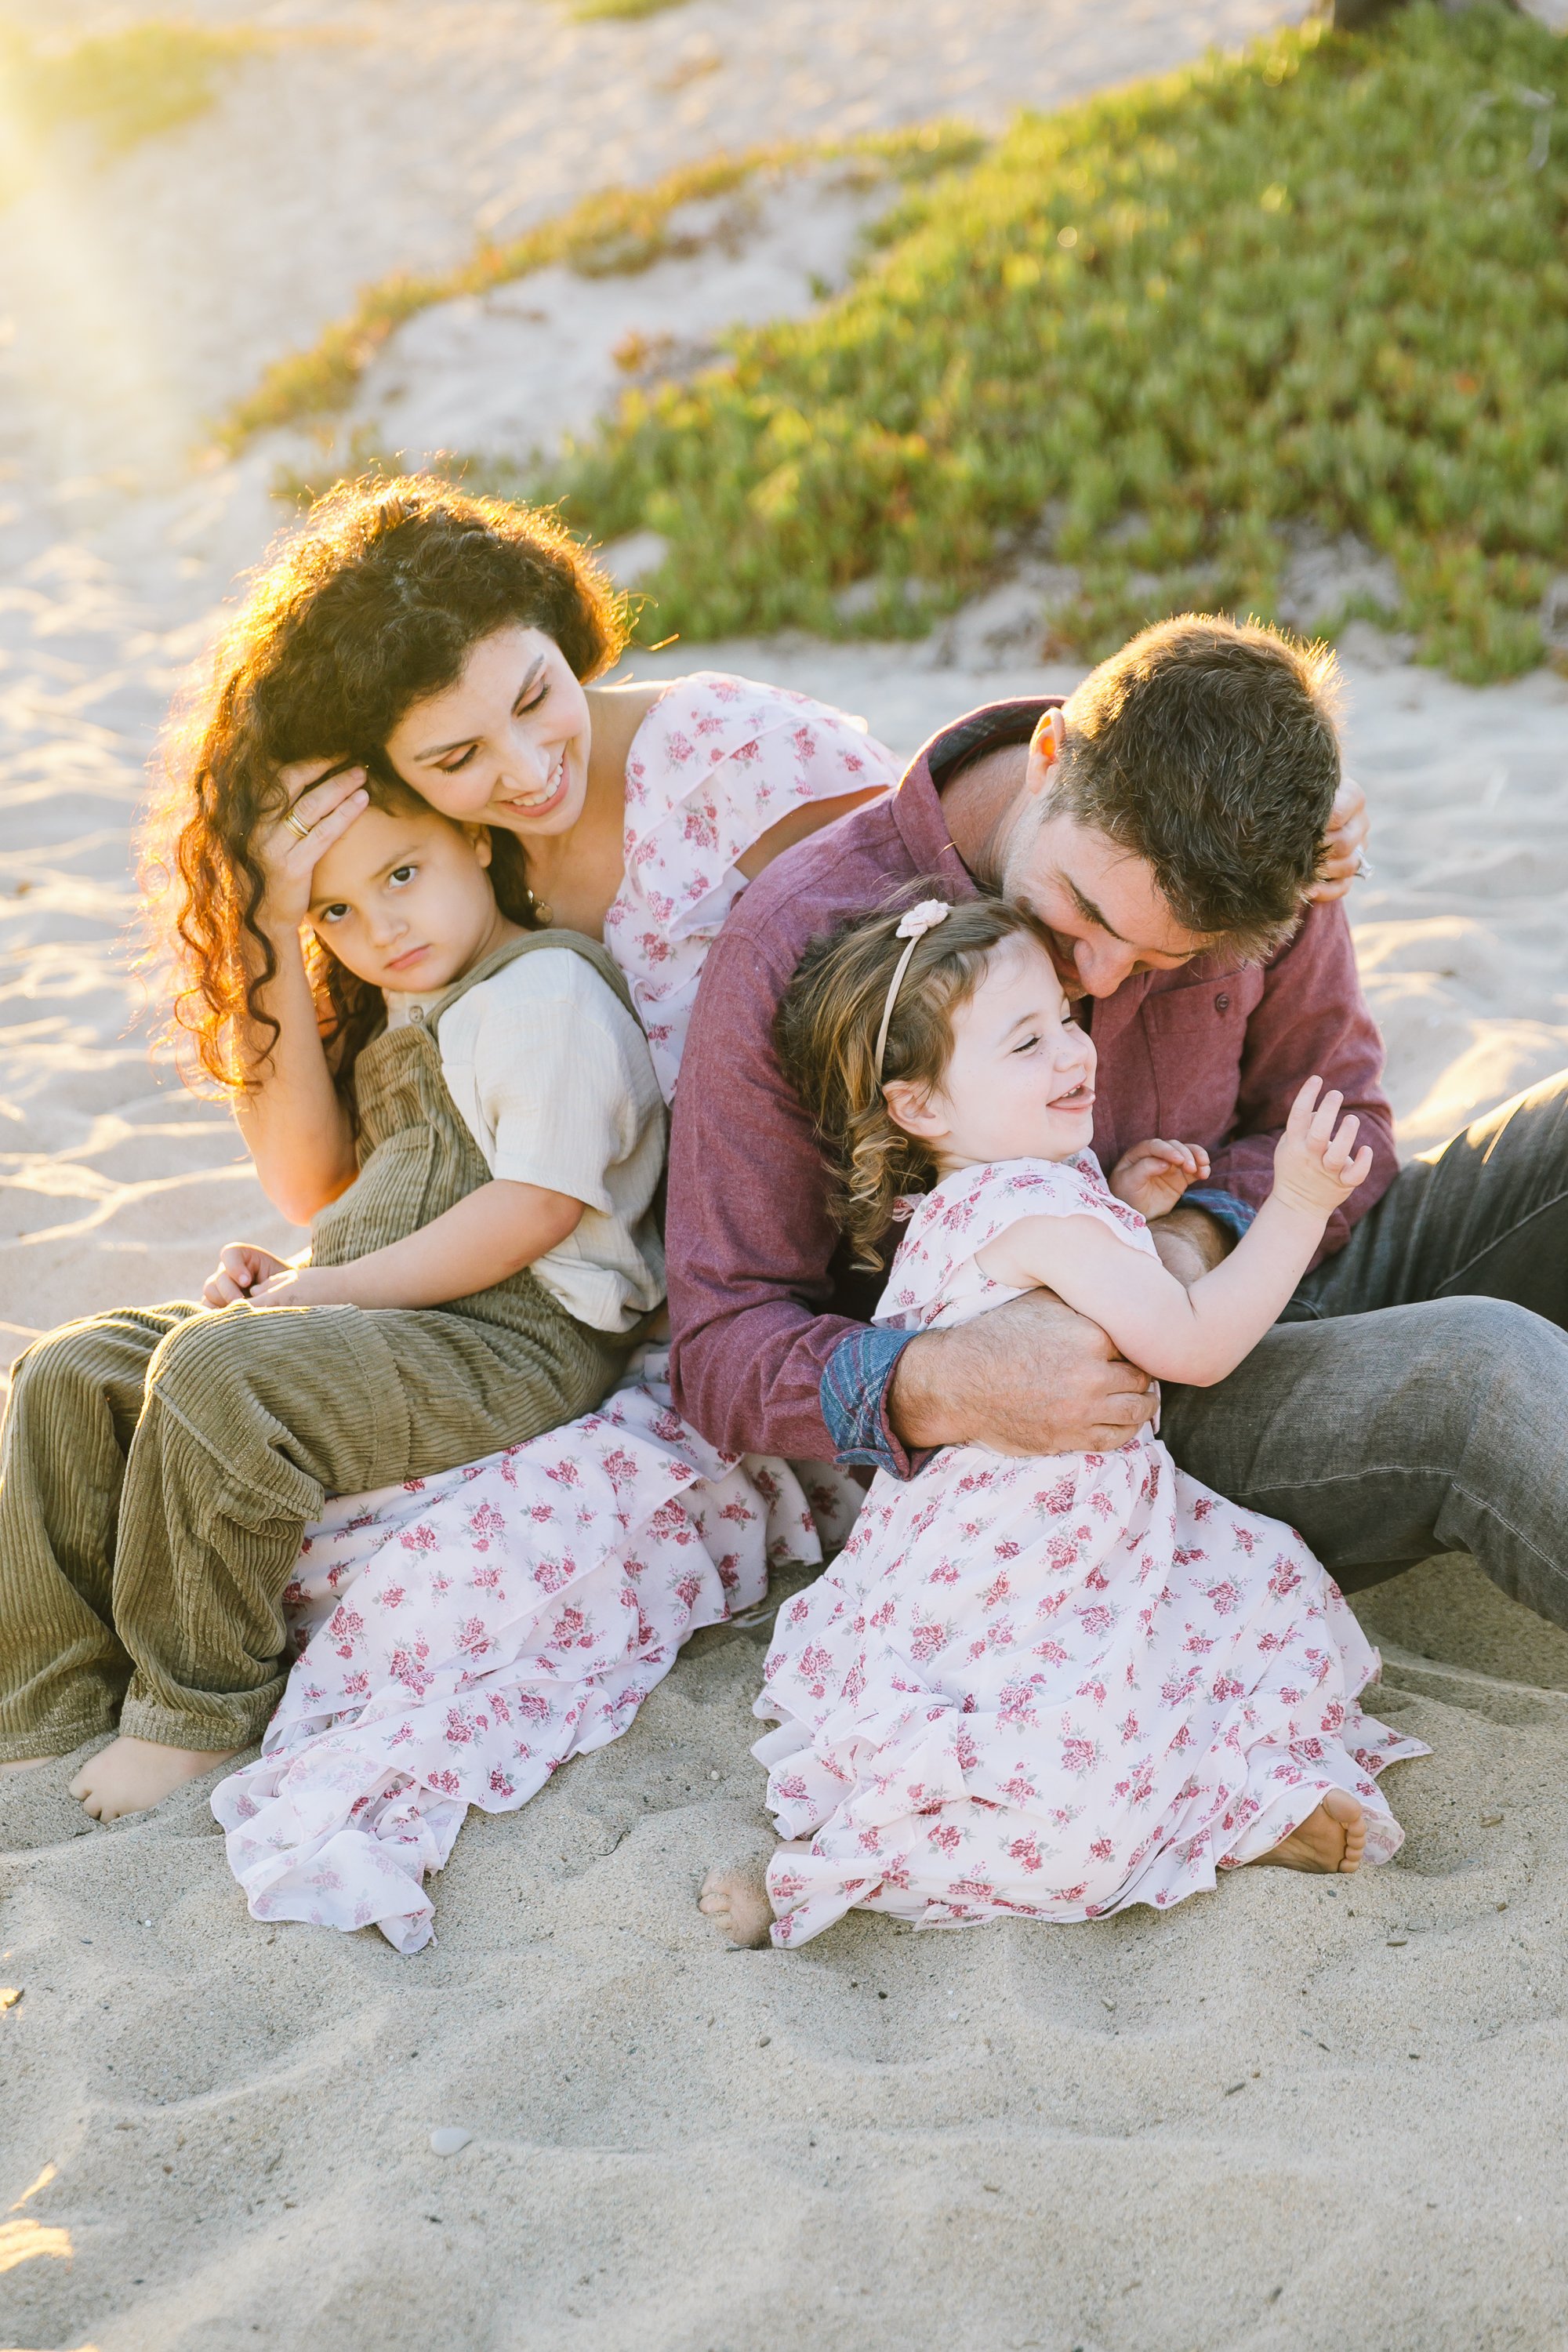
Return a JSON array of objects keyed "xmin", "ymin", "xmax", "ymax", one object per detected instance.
[{"xmin": 1054, "ymin": 614, "xmax": 1342, "ymax": 960}]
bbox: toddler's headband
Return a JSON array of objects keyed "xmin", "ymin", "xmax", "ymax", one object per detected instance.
[{"xmin": 873, "ymin": 899, "xmax": 952, "ymax": 1081}]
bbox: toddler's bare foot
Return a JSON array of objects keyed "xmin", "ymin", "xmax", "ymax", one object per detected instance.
[
  {"xmin": 70, "ymin": 1735, "xmax": 238, "ymax": 1822},
  {"xmin": 1254, "ymin": 1788, "xmax": 1367, "ymax": 1875},
  {"xmin": 699, "ymin": 1860, "xmax": 775, "ymax": 1949},
  {"xmin": 0, "ymin": 1757, "xmax": 59, "ymax": 1777}
]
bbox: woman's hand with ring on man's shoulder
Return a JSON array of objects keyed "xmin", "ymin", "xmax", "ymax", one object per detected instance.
[
  {"xmin": 1306, "ymin": 776, "xmax": 1371, "ymax": 903},
  {"xmin": 256, "ymin": 759, "xmax": 369, "ymax": 933}
]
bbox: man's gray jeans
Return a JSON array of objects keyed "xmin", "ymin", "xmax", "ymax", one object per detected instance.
[{"xmin": 1160, "ymin": 1069, "xmax": 1568, "ymax": 1625}]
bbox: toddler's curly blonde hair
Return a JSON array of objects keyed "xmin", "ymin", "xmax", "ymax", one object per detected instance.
[{"xmin": 775, "ymin": 888, "xmax": 1060, "ymax": 1269}]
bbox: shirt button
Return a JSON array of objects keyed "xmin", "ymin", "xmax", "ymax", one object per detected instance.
[
  {"xmin": 1214, "ymin": 992, "xmax": 1231, "ymax": 1012},
  {"xmin": 410, "ymin": 1005, "xmax": 426, "ymax": 1024}
]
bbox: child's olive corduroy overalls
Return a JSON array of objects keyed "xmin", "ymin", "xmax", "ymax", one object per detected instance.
[{"xmin": 0, "ymin": 932, "xmax": 639, "ymax": 1761}]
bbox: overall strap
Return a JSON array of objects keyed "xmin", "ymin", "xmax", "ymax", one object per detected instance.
[{"xmin": 426, "ymin": 927, "xmax": 635, "ymax": 1036}]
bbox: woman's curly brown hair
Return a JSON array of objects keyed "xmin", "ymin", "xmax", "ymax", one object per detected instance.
[
  {"xmin": 141, "ymin": 474, "xmax": 631, "ymax": 1094},
  {"xmin": 775, "ymin": 888, "xmax": 1060, "ymax": 1269}
]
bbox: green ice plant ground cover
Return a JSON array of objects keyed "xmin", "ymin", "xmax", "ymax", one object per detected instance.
[
  {"xmin": 0, "ymin": 19, "xmax": 262, "ymax": 168},
  {"xmin": 546, "ymin": 4, "xmax": 1568, "ymax": 681},
  {"xmin": 222, "ymin": 127, "xmax": 984, "ymax": 450},
  {"xmin": 567, "ymin": 0, "xmax": 691, "ymax": 18}
]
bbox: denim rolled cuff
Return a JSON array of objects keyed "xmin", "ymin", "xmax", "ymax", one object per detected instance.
[
  {"xmin": 820, "ymin": 1325, "xmax": 927, "ymax": 1481},
  {"xmin": 1183, "ymin": 1186, "xmax": 1258, "ymax": 1243}
]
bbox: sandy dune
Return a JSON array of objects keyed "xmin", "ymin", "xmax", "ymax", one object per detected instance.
[
  {"xmin": 4, "ymin": 3, "xmax": 1568, "ymax": 2347},
  {"xmin": 2, "ymin": 0, "xmax": 1301, "ymax": 481}
]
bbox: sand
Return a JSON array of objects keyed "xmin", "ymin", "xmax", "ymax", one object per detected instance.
[{"xmin": 4, "ymin": 2, "xmax": 1568, "ymax": 2346}]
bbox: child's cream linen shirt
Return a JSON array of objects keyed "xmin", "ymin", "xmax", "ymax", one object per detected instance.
[{"xmin": 385, "ymin": 948, "xmax": 665, "ymax": 1334}]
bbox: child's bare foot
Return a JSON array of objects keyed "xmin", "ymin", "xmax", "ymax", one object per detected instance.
[
  {"xmin": 698, "ymin": 1860, "xmax": 775, "ymax": 1948},
  {"xmin": 0, "ymin": 1757, "xmax": 59, "ymax": 1777},
  {"xmin": 1253, "ymin": 1788, "xmax": 1367, "ymax": 1875},
  {"xmin": 69, "ymin": 1736, "xmax": 238, "ymax": 1822}
]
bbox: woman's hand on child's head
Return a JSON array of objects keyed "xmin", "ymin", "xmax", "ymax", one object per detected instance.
[
  {"xmin": 201, "ymin": 1243, "xmax": 289, "ymax": 1308},
  {"xmin": 1272, "ymin": 1078, "xmax": 1374, "ymax": 1216},
  {"xmin": 257, "ymin": 759, "xmax": 370, "ymax": 933},
  {"xmin": 1109, "ymin": 1138, "xmax": 1211, "ymax": 1221}
]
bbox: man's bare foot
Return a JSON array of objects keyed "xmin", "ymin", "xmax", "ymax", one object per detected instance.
[
  {"xmin": 0, "ymin": 1757, "xmax": 59, "ymax": 1777},
  {"xmin": 698, "ymin": 1860, "xmax": 775, "ymax": 1949},
  {"xmin": 1253, "ymin": 1788, "xmax": 1367, "ymax": 1875},
  {"xmin": 69, "ymin": 1735, "xmax": 239, "ymax": 1823}
]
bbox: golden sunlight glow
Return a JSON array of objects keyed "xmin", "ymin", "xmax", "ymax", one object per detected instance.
[
  {"xmin": 8, "ymin": 2165, "xmax": 57, "ymax": 2212},
  {"xmin": 0, "ymin": 40, "xmax": 183, "ymax": 472},
  {"xmin": 0, "ymin": 2217, "xmax": 73, "ymax": 2275},
  {"xmin": 0, "ymin": 2167, "xmax": 70, "ymax": 2276}
]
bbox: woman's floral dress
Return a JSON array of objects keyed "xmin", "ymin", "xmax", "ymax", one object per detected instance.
[
  {"xmin": 608, "ymin": 670, "xmax": 894, "ymax": 1102},
  {"xmin": 212, "ymin": 674, "xmax": 898, "ymax": 1953},
  {"xmin": 755, "ymin": 1155, "xmax": 1426, "ymax": 1948}
]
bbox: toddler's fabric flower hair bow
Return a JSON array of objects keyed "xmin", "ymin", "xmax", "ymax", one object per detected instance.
[{"xmin": 875, "ymin": 898, "xmax": 953, "ymax": 1079}]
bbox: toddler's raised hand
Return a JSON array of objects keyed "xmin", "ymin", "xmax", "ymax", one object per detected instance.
[
  {"xmin": 1272, "ymin": 1078, "xmax": 1374, "ymax": 1217},
  {"xmin": 1109, "ymin": 1138, "xmax": 1212, "ymax": 1221}
]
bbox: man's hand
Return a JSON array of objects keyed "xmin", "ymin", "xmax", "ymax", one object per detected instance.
[
  {"xmin": 1146, "ymin": 1203, "xmax": 1235, "ymax": 1289},
  {"xmin": 887, "ymin": 1289, "xmax": 1157, "ymax": 1457}
]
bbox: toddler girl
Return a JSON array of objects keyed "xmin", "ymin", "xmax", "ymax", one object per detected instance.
[
  {"xmin": 701, "ymin": 893, "xmax": 1425, "ymax": 1949},
  {"xmin": 0, "ymin": 772, "xmax": 662, "ymax": 1821}
]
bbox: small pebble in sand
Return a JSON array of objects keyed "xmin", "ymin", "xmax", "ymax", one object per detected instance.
[
  {"xmin": 1481, "ymin": 1813, "xmax": 1504, "ymax": 1828},
  {"xmin": 429, "ymin": 2128, "xmax": 472, "ymax": 2156},
  {"xmin": 1386, "ymin": 1936, "xmax": 1410, "ymax": 1947}
]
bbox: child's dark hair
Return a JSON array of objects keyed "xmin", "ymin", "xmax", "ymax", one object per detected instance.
[
  {"xmin": 305, "ymin": 772, "xmax": 527, "ymax": 1106},
  {"xmin": 1051, "ymin": 614, "xmax": 1341, "ymax": 956},
  {"xmin": 775, "ymin": 890, "xmax": 1058, "ymax": 1269}
]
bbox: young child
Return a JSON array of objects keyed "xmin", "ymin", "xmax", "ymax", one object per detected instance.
[
  {"xmin": 700, "ymin": 894, "xmax": 1425, "ymax": 1949},
  {"xmin": 0, "ymin": 772, "xmax": 662, "ymax": 1822}
]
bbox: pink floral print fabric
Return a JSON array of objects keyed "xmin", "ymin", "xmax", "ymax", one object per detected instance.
[
  {"xmin": 756, "ymin": 1156, "xmax": 1426, "ymax": 1947},
  {"xmin": 604, "ymin": 670, "xmax": 900, "ymax": 1101},
  {"xmin": 214, "ymin": 1352, "xmax": 858, "ymax": 1953}
]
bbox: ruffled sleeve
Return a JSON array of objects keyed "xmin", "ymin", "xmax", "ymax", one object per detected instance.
[
  {"xmin": 873, "ymin": 1154, "xmax": 1158, "ymax": 1332},
  {"xmin": 603, "ymin": 670, "xmax": 901, "ymax": 1100}
]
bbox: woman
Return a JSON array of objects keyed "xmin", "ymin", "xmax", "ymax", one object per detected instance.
[
  {"xmin": 149, "ymin": 474, "xmax": 892, "ymax": 1947},
  {"xmin": 178, "ymin": 475, "xmax": 895, "ymax": 1112},
  {"xmin": 157, "ymin": 474, "xmax": 1367, "ymax": 1947}
]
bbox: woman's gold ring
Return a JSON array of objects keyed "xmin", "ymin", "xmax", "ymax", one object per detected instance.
[{"xmin": 283, "ymin": 810, "xmax": 312, "ymax": 842}]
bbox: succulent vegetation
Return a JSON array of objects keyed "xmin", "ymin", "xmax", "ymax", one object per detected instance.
[
  {"xmin": 543, "ymin": 4, "xmax": 1568, "ymax": 681},
  {"xmin": 0, "ymin": 18, "xmax": 262, "ymax": 169},
  {"xmin": 567, "ymin": 0, "xmax": 691, "ymax": 19},
  {"xmin": 220, "ymin": 126, "xmax": 984, "ymax": 451}
]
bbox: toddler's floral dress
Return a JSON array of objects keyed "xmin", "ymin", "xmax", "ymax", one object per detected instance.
[
  {"xmin": 212, "ymin": 674, "xmax": 897, "ymax": 1952},
  {"xmin": 755, "ymin": 1154, "xmax": 1426, "ymax": 1948}
]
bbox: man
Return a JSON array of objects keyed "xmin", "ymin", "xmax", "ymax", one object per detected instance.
[{"xmin": 666, "ymin": 614, "xmax": 1568, "ymax": 1626}]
